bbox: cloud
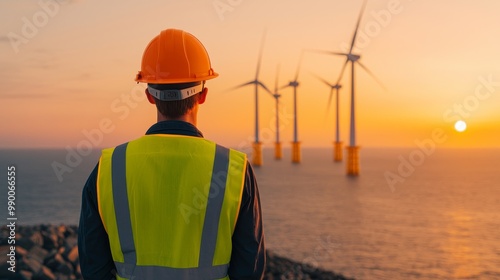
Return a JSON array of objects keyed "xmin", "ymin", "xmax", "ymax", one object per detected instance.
[
  {"xmin": 0, "ymin": 93, "xmax": 54, "ymax": 99},
  {"xmin": 0, "ymin": 35, "xmax": 11, "ymax": 44},
  {"xmin": 23, "ymin": 48, "xmax": 60, "ymax": 70},
  {"xmin": 58, "ymin": 0, "xmax": 81, "ymax": 5}
]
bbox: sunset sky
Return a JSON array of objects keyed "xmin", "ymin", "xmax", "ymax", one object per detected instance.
[{"xmin": 1, "ymin": 0, "xmax": 499, "ymax": 149}]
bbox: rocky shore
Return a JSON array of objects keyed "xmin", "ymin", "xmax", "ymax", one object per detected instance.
[{"xmin": 1, "ymin": 225, "xmax": 353, "ymax": 280}]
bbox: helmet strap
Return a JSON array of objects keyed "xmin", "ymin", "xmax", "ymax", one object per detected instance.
[{"xmin": 147, "ymin": 84, "xmax": 204, "ymax": 101}]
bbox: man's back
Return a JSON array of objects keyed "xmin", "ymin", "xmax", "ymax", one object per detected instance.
[
  {"xmin": 79, "ymin": 121, "xmax": 265, "ymax": 279},
  {"xmin": 98, "ymin": 135, "xmax": 246, "ymax": 277}
]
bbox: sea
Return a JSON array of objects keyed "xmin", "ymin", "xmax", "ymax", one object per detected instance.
[{"xmin": 1, "ymin": 147, "xmax": 499, "ymax": 280}]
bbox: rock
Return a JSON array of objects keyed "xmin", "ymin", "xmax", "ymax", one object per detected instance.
[
  {"xmin": 17, "ymin": 236, "xmax": 35, "ymax": 251},
  {"xmin": 0, "ymin": 246, "xmax": 16, "ymax": 277},
  {"xmin": 44, "ymin": 252, "xmax": 71, "ymax": 274},
  {"xmin": 17, "ymin": 245, "xmax": 29, "ymax": 257},
  {"xmin": 20, "ymin": 270, "xmax": 34, "ymax": 279},
  {"xmin": 41, "ymin": 232, "xmax": 57, "ymax": 251},
  {"xmin": 20, "ymin": 256, "xmax": 43, "ymax": 274},
  {"xmin": 29, "ymin": 246, "xmax": 49, "ymax": 264},
  {"xmin": 65, "ymin": 226, "xmax": 77, "ymax": 238},
  {"xmin": 30, "ymin": 231, "xmax": 44, "ymax": 247},
  {"xmin": 56, "ymin": 261, "xmax": 73, "ymax": 276},
  {"xmin": 1, "ymin": 225, "xmax": 354, "ymax": 280},
  {"xmin": 264, "ymin": 250, "xmax": 354, "ymax": 280},
  {"xmin": 33, "ymin": 265, "xmax": 56, "ymax": 280},
  {"xmin": 64, "ymin": 236, "xmax": 78, "ymax": 248},
  {"xmin": 61, "ymin": 244, "xmax": 78, "ymax": 263},
  {"xmin": 58, "ymin": 225, "xmax": 67, "ymax": 238},
  {"xmin": 53, "ymin": 274, "xmax": 75, "ymax": 280},
  {"xmin": 67, "ymin": 246, "xmax": 79, "ymax": 265},
  {"xmin": 75, "ymin": 263, "xmax": 82, "ymax": 279}
]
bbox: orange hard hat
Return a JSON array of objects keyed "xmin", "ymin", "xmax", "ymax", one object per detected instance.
[{"xmin": 135, "ymin": 29, "xmax": 218, "ymax": 84}]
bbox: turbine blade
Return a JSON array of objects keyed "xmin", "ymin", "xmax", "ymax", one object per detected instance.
[
  {"xmin": 257, "ymin": 80, "xmax": 274, "ymax": 97},
  {"xmin": 294, "ymin": 49, "xmax": 304, "ymax": 81},
  {"xmin": 274, "ymin": 64, "xmax": 280, "ymax": 94},
  {"xmin": 310, "ymin": 72, "xmax": 334, "ymax": 88},
  {"xmin": 255, "ymin": 29, "xmax": 267, "ymax": 79},
  {"xmin": 357, "ymin": 61, "xmax": 387, "ymax": 91},
  {"xmin": 336, "ymin": 59, "xmax": 349, "ymax": 85},
  {"xmin": 306, "ymin": 49, "xmax": 347, "ymax": 57},
  {"xmin": 350, "ymin": 0, "xmax": 368, "ymax": 53},
  {"xmin": 279, "ymin": 83, "xmax": 290, "ymax": 90},
  {"xmin": 228, "ymin": 80, "xmax": 256, "ymax": 91}
]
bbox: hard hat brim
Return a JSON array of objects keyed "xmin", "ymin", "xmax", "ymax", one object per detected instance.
[{"xmin": 135, "ymin": 72, "xmax": 219, "ymax": 84}]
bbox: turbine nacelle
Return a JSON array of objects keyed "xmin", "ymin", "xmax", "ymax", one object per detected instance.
[
  {"xmin": 288, "ymin": 81, "xmax": 299, "ymax": 87},
  {"xmin": 347, "ymin": 53, "xmax": 361, "ymax": 62}
]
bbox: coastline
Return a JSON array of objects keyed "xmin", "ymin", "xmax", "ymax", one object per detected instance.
[{"xmin": 1, "ymin": 225, "xmax": 353, "ymax": 280}]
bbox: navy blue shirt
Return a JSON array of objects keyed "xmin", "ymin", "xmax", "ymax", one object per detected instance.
[{"xmin": 78, "ymin": 120, "xmax": 265, "ymax": 279}]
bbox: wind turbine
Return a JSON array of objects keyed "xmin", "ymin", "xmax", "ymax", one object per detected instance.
[
  {"xmin": 310, "ymin": 0, "xmax": 385, "ymax": 175},
  {"xmin": 231, "ymin": 31, "xmax": 272, "ymax": 167},
  {"xmin": 281, "ymin": 51, "xmax": 304, "ymax": 163},
  {"xmin": 272, "ymin": 64, "xmax": 282, "ymax": 160},
  {"xmin": 311, "ymin": 72, "xmax": 343, "ymax": 162}
]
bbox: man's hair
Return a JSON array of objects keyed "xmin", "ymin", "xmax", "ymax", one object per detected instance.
[{"xmin": 148, "ymin": 82, "xmax": 203, "ymax": 119}]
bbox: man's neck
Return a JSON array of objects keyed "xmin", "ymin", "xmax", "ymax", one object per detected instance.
[{"xmin": 157, "ymin": 111, "xmax": 197, "ymax": 127}]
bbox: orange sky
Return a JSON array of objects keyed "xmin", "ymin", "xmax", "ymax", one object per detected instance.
[{"xmin": 1, "ymin": 0, "xmax": 499, "ymax": 149}]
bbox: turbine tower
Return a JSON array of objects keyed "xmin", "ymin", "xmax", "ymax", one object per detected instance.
[
  {"xmin": 273, "ymin": 64, "xmax": 282, "ymax": 160},
  {"xmin": 281, "ymin": 51, "xmax": 304, "ymax": 163},
  {"xmin": 311, "ymin": 0, "xmax": 385, "ymax": 175},
  {"xmin": 311, "ymin": 73, "xmax": 343, "ymax": 162},
  {"xmin": 231, "ymin": 31, "xmax": 272, "ymax": 167}
]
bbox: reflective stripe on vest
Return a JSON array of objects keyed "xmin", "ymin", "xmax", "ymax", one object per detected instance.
[
  {"xmin": 111, "ymin": 143, "xmax": 230, "ymax": 279},
  {"xmin": 97, "ymin": 135, "xmax": 247, "ymax": 280}
]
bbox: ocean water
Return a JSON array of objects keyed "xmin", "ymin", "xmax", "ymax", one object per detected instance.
[{"xmin": 1, "ymin": 147, "xmax": 499, "ymax": 280}]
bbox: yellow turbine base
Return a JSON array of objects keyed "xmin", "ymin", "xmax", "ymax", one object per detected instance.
[
  {"xmin": 252, "ymin": 142, "xmax": 263, "ymax": 167},
  {"xmin": 334, "ymin": 141, "xmax": 343, "ymax": 162},
  {"xmin": 346, "ymin": 146, "xmax": 360, "ymax": 176},
  {"xmin": 274, "ymin": 142, "xmax": 282, "ymax": 160},
  {"xmin": 291, "ymin": 142, "xmax": 301, "ymax": 163}
]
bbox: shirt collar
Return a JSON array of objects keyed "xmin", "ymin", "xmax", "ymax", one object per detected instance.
[{"xmin": 145, "ymin": 120, "xmax": 204, "ymax": 138}]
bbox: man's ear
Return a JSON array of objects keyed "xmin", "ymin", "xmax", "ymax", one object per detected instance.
[
  {"xmin": 145, "ymin": 89, "xmax": 156, "ymax": 104},
  {"xmin": 198, "ymin": 87, "xmax": 208, "ymax": 105}
]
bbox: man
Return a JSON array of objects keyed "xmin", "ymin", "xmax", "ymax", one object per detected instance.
[{"xmin": 78, "ymin": 28, "xmax": 265, "ymax": 280}]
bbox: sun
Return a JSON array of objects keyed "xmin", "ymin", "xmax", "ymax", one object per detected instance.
[{"xmin": 454, "ymin": 120, "xmax": 467, "ymax": 132}]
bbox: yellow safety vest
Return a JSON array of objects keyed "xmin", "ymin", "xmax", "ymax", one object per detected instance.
[{"xmin": 97, "ymin": 135, "xmax": 247, "ymax": 280}]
